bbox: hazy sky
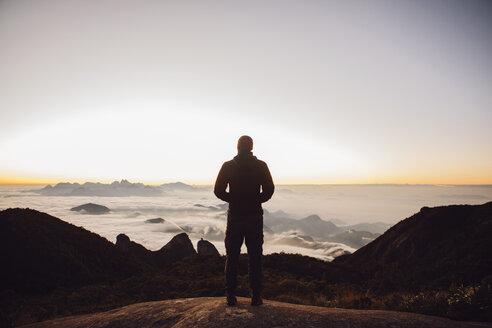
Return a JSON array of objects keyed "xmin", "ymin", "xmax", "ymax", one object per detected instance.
[{"xmin": 1, "ymin": 0, "xmax": 491, "ymax": 184}]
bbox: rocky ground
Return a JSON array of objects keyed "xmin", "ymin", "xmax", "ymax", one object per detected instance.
[{"xmin": 20, "ymin": 297, "xmax": 492, "ymax": 328}]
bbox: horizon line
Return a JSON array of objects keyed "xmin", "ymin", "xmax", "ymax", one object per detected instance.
[{"xmin": 1, "ymin": 180, "xmax": 492, "ymax": 187}]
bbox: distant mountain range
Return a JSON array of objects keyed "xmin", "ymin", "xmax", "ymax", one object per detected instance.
[
  {"xmin": 33, "ymin": 180, "xmax": 166, "ymax": 196},
  {"xmin": 1, "ymin": 202, "xmax": 491, "ymax": 325},
  {"xmin": 31, "ymin": 180, "xmax": 204, "ymax": 197}
]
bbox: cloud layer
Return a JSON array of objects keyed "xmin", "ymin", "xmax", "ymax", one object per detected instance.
[{"xmin": 1, "ymin": 183, "xmax": 491, "ymax": 261}]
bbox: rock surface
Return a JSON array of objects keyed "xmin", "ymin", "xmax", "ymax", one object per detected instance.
[
  {"xmin": 156, "ymin": 232, "xmax": 197, "ymax": 263},
  {"xmin": 197, "ymin": 238, "xmax": 219, "ymax": 255},
  {"xmin": 20, "ymin": 297, "xmax": 492, "ymax": 328}
]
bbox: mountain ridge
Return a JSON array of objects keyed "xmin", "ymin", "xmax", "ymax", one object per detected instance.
[
  {"xmin": 32, "ymin": 180, "xmax": 164, "ymax": 197},
  {"xmin": 334, "ymin": 201, "xmax": 492, "ymax": 291}
]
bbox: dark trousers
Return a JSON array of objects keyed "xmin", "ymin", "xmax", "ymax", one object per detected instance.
[{"xmin": 224, "ymin": 214, "xmax": 263, "ymax": 296}]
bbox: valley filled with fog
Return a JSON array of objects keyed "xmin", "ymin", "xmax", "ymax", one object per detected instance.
[{"xmin": 1, "ymin": 181, "xmax": 491, "ymax": 261}]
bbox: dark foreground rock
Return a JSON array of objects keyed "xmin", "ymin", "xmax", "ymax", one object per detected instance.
[
  {"xmin": 157, "ymin": 232, "xmax": 197, "ymax": 262},
  {"xmin": 197, "ymin": 238, "xmax": 219, "ymax": 255},
  {"xmin": 0, "ymin": 208, "xmax": 143, "ymax": 295},
  {"xmin": 116, "ymin": 232, "xmax": 197, "ymax": 267},
  {"xmin": 334, "ymin": 202, "xmax": 492, "ymax": 291},
  {"xmin": 20, "ymin": 297, "xmax": 492, "ymax": 328}
]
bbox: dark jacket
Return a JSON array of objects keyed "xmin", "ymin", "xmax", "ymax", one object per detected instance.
[{"xmin": 214, "ymin": 151, "xmax": 274, "ymax": 216}]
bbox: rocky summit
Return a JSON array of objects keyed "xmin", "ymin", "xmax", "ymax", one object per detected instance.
[
  {"xmin": 197, "ymin": 238, "xmax": 220, "ymax": 255},
  {"xmin": 157, "ymin": 232, "xmax": 197, "ymax": 263},
  {"xmin": 20, "ymin": 297, "xmax": 492, "ymax": 328},
  {"xmin": 115, "ymin": 232, "xmax": 197, "ymax": 267}
]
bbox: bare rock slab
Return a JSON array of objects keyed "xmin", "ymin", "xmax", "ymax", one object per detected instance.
[{"xmin": 20, "ymin": 297, "xmax": 492, "ymax": 328}]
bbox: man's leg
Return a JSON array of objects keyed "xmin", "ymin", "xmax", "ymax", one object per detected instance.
[
  {"xmin": 245, "ymin": 218, "xmax": 264, "ymax": 305},
  {"xmin": 224, "ymin": 223, "xmax": 243, "ymax": 305}
]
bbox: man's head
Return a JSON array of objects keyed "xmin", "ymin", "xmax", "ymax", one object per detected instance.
[{"xmin": 237, "ymin": 135, "xmax": 253, "ymax": 152}]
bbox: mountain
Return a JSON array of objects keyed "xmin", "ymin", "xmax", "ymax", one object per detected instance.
[
  {"xmin": 299, "ymin": 214, "xmax": 341, "ymax": 236},
  {"xmin": 263, "ymin": 210, "xmax": 383, "ymax": 251},
  {"xmin": 194, "ymin": 204, "xmax": 222, "ymax": 210},
  {"xmin": 264, "ymin": 212, "xmax": 341, "ymax": 238},
  {"xmin": 160, "ymin": 182, "xmax": 195, "ymax": 191},
  {"xmin": 0, "ymin": 208, "xmax": 144, "ymax": 295},
  {"xmin": 269, "ymin": 209, "xmax": 293, "ymax": 218},
  {"xmin": 339, "ymin": 221, "xmax": 391, "ymax": 234},
  {"xmin": 115, "ymin": 232, "xmax": 197, "ymax": 267},
  {"xmin": 70, "ymin": 203, "xmax": 110, "ymax": 214},
  {"xmin": 334, "ymin": 202, "xmax": 492, "ymax": 291},
  {"xmin": 158, "ymin": 232, "xmax": 197, "ymax": 263},
  {"xmin": 20, "ymin": 297, "xmax": 485, "ymax": 328},
  {"xmin": 270, "ymin": 231, "xmax": 354, "ymax": 260},
  {"xmin": 328, "ymin": 229, "xmax": 380, "ymax": 249},
  {"xmin": 197, "ymin": 238, "xmax": 219, "ymax": 255},
  {"xmin": 0, "ymin": 208, "xmax": 202, "ymax": 296},
  {"xmin": 33, "ymin": 180, "xmax": 163, "ymax": 197}
]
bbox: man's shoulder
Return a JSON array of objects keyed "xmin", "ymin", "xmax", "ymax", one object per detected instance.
[
  {"xmin": 255, "ymin": 158, "xmax": 268, "ymax": 167},
  {"xmin": 256, "ymin": 158, "xmax": 267, "ymax": 164},
  {"xmin": 222, "ymin": 156, "xmax": 268, "ymax": 168}
]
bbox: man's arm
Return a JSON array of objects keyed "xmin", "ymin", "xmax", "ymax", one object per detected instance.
[
  {"xmin": 259, "ymin": 162, "xmax": 274, "ymax": 203},
  {"xmin": 214, "ymin": 163, "xmax": 231, "ymax": 202}
]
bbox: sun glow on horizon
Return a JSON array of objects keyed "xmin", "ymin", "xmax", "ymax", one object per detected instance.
[
  {"xmin": 1, "ymin": 173, "xmax": 492, "ymax": 187},
  {"xmin": 0, "ymin": 106, "xmax": 366, "ymax": 186}
]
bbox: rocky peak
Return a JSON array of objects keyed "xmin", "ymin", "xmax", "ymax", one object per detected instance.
[
  {"xmin": 197, "ymin": 238, "xmax": 219, "ymax": 255},
  {"xmin": 116, "ymin": 234, "xmax": 131, "ymax": 250},
  {"xmin": 156, "ymin": 233, "xmax": 197, "ymax": 264}
]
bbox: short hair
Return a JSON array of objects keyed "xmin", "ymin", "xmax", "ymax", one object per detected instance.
[{"xmin": 237, "ymin": 135, "xmax": 253, "ymax": 151}]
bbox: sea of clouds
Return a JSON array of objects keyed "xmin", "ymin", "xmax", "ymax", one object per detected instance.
[{"xmin": 1, "ymin": 183, "xmax": 491, "ymax": 261}]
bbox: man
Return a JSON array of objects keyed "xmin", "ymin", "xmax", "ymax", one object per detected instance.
[{"xmin": 214, "ymin": 135, "xmax": 274, "ymax": 306}]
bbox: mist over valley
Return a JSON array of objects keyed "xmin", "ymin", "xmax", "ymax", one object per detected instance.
[{"xmin": 2, "ymin": 181, "xmax": 491, "ymax": 261}]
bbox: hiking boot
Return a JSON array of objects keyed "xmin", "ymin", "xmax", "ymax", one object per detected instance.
[
  {"xmin": 227, "ymin": 294, "xmax": 237, "ymax": 306},
  {"xmin": 251, "ymin": 294, "xmax": 263, "ymax": 306}
]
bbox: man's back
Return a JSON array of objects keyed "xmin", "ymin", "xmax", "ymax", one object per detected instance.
[{"xmin": 214, "ymin": 151, "xmax": 274, "ymax": 216}]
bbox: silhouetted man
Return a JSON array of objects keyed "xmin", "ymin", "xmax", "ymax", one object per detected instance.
[{"xmin": 214, "ymin": 135, "xmax": 274, "ymax": 306}]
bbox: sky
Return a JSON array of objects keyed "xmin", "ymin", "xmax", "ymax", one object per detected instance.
[{"xmin": 0, "ymin": 0, "xmax": 491, "ymax": 185}]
